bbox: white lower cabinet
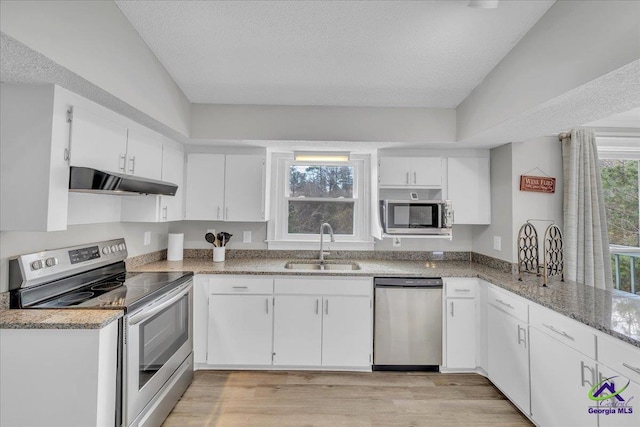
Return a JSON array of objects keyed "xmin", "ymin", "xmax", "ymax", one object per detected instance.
[
  {"xmin": 322, "ymin": 296, "xmax": 372, "ymax": 367},
  {"xmin": 597, "ymin": 365, "xmax": 640, "ymax": 427},
  {"xmin": 487, "ymin": 299, "xmax": 530, "ymax": 414},
  {"xmin": 207, "ymin": 294, "xmax": 273, "ymax": 365},
  {"xmin": 273, "ymin": 295, "xmax": 323, "ymax": 366},
  {"xmin": 445, "ymin": 298, "xmax": 476, "ymax": 369},
  {"xmin": 529, "ymin": 326, "xmax": 598, "ymax": 427}
]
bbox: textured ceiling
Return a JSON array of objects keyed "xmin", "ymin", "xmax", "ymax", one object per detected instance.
[{"xmin": 115, "ymin": 0, "xmax": 555, "ymax": 108}]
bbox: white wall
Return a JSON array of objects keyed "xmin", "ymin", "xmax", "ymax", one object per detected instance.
[
  {"xmin": 191, "ymin": 104, "xmax": 456, "ymax": 143},
  {"xmin": 0, "ymin": 222, "xmax": 169, "ymax": 292},
  {"xmin": 457, "ymin": 0, "xmax": 640, "ymax": 142},
  {"xmin": 472, "ymin": 138, "xmax": 564, "ymax": 264},
  {"xmin": 0, "ymin": 0, "xmax": 191, "ymax": 136}
]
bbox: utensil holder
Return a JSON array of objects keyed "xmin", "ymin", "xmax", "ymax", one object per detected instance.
[{"xmin": 213, "ymin": 247, "xmax": 225, "ymax": 262}]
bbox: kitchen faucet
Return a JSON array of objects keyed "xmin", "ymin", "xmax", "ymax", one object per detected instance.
[{"xmin": 319, "ymin": 222, "xmax": 335, "ymax": 264}]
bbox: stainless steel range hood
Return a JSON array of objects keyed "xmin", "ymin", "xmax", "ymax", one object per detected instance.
[{"xmin": 69, "ymin": 166, "xmax": 178, "ymax": 196}]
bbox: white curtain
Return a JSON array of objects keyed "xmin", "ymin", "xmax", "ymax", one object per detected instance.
[{"xmin": 562, "ymin": 128, "xmax": 613, "ymax": 289}]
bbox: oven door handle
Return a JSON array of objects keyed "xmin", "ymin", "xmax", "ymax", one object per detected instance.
[{"xmin": 128, "ymin": 282, "xmax": 191, "ymax": 326}]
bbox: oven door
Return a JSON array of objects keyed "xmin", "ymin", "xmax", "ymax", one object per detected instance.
[
  {"xmin": 384, "ymin": 201, "xmax": 442, "ymax": 234},
  {"xmin": 125, "ymin": 281, "xmax": 193, "ymax": 426}
]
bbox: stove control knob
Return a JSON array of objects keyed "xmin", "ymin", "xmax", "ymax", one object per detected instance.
[
  {"xmin": 30, "ymin": 260, "xmax": 44, "ymax": 270},
  {"xmin": 45, "ymin": 257, "xmax": 58, "ymax": 267},
  {"xmin": 118, "ymin": 243, "xmax": 126, "ymax": 251},
  {"xmin": 102, "ymin": 247, "xmax": 111, "ymax": 255},
  {"xmin": 110, "ymin": 245, "xmax": 118, "ymax": 253}
]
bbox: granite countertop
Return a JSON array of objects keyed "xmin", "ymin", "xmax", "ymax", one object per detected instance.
[
  {"xmin": 131, "ymin": 258, "xmax": 640, "ymax": 348},
  {"xmin": 0, "ymin": 308, "xmax": 123, "ymax": 330}
]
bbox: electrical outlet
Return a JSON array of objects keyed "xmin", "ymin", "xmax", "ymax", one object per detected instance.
[
  {"xmin": 493, "ymin": 236, "xmax": 502, "ymax": 251},
  {"xmin": 144, "ymin": 231, "xmax": 151, "ymax": 246},
  {"xmin": 393, "ymin": 237, "xmax": 401, "ymax": 247},
  {"xmin": 243, "ymin": 231, "xmax": 252, "ymax": 243}
]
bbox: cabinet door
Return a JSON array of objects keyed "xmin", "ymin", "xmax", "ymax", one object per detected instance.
[
  {"xmin": 447, "ymin": 157, "xmax": 490, "ymax": 224},
  {"xmin": 125, "ymin": 128, "xmax": 163, "ymax": 180},
  {"xmin": 224, "ymin": 155, "xmax": 266, "ymax": 221},
  {"xmin": 273, "ymin": 295, "xmax": 322, "ymax": 366},
  {"xmin": 185, "ymin": 153, "xmax": 225, "ymax": 220},
  {"xmin": 322, "ymin": 296, "xmax": 371, "ymax": 367},
  {"xmin": 529, "ymin": 327, "xmax": 597, "ymax": 427},
  {"xmin": 161, "ymin": 146, "xmax": 184, "ymax": 221},
  {"xmin": 487, "ymin": 305, "xmax": 530, "ymax": 414},
  {"xmin": 70, "ymin": 107, "xmax": 128, "ymax": 173},
  {"xmin": 596, "ymin": 365, "xmax": 640, "ymax": 427},
  {"xmin": 379, "ymin": 157, "xmax": 411, "ymax": 186},
  {"xmin": 411, "ymin": 157, "xmax": 442, "ymax": 187},
  {"xmin": 207, "ymin": 295, "xmax": 273, "ymax": 365},
  {"xmin": 193, "ymin": 276, "xmax": 209, "ymax": 364},
  {"xmin": 445, "ymin": 298, "xmax": 476, "ymax": 369}
]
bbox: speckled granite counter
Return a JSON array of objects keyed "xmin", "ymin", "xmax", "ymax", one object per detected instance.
[
  {"xmin": 0, "ymin": 309, "xmax": 123, "ymax": 329},
  {"xmin": 130, "ymin": 258, "xmax": 640, "ymax": 348}
]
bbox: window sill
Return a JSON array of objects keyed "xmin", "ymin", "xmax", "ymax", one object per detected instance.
[{"xmin": 266, "ymin": 240, "xmax": 375, "ymax": 251}]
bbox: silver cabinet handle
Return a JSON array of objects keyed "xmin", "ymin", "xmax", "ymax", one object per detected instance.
[
  {"xmin": 266, "ymin": 298, "xmax": 269, "ymax": 314},
  {"xmin": 450, "ymin": 301, "xmax": 454, "ymax": 317},
  {"xmin": 315, "ymin": 299, "xmax": 319, "ymax": 315},
  {"xmin": 129, "ymin": 156, "xmax": 136, "ymax": 174},
  {"xmin": 406, "ymin": 172, "xmax": 409, "ymax": 184},
  {"xmin": 217, "ymin": 206, "xmax": 221, "ymax": 220},
  {"xmin": 119, "ymin": 153, "xmax": 126, "ymax": 172},
  {"xmin": 495, "ymin": 298, "xmax": 514, "ymax": 309},
  {"xmin": 226, "ymin": 207, "xmax": 229, "ymax": 220},
  {"xmin": 413, "ymin": 171, "xmax": 417, "ymax": 184},
  {"xmin": 543, "ymin": 323, "xmax": 575, "ymax": 341},
  {"xmin": 162, "ymin": 206, "xmax": 168, "ymax": 220},
  {"xmin": 325, "ymin": 299, "xmax": 329, "ymax": 315},
  {"xmin": 622, "ymin": 363, "xmax": 640, "ymax": 375},
  {"xmin": 581, "ymin": 361, "xmax": 595, "ymax": 387},
  {"xmin": 455, "ymin": 289, "xmax": 471, "ymax": 293},
  {"xmin": 232, "ymin": 286, "xmax": 248, "ymax": 290},
  {"xmin": 517, "ymin": 325, "xmax": 527, "ymax": 348}
]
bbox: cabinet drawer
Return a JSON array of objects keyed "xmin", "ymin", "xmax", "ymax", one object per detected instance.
[
  {"xmin": 529, "ymin": 304, "xmax": 596, "ymax": 360},
  {"xmin": 487, "ymin": 286, "xmax": 528, "ymax": 323},
  {"xmin": 598, "ymin": 333, "xmax": 640, "ymax": 385},
  {"xmin": 445, "ymin": 278, "xmax": 477, "ymax": 298},
  {"xmin": 274, "ymin": 277, "xmax": 372, "ymax": 296},
  {"xmin": 209, "ymin": 276, "xmax": 273, "ymax": 295}
]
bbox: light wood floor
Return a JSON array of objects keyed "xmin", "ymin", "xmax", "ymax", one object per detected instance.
[{"xmin": 162, "ymin": 370, "xmax": 533, "ymax": 427}]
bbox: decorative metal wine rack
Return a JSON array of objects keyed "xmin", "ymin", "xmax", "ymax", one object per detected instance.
[{"xmin": 518, "ymin": 220, "xmax": 564, "ymax": 286}]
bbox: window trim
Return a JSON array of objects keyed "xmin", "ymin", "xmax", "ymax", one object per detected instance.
[{"xmin": 267, "ymin": 153, "xmax": 374, "ymax": 250}]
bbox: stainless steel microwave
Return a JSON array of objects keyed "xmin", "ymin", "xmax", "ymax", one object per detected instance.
[{"xmin": 380, "ymin": 200, "xmax": 453, "ymax": 235}]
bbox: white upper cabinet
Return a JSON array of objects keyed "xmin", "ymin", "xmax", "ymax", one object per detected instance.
[
  {"xmin": 225, "ymin": 154, "xmax": 266, "ymax": 222},
  {"xmin": 447, "ymin": 157, "xmax": 490, "ymax": 224},
  {"xmin": 124, "ymin": 128, "xmax": 163, "ymax": 180},
  {"xmin": 1, "ymin": 84, "xmax": 71, "ymax": 231},
  {"xmin": 69, "ymin": 107, "xmax": 128, "ymax": 174},
  {"xmin": 185, "ymin": 153, "xmax": 225, "ymax": 220},
  {"xmin": 160, "ymin": 145, "xmax": 185, "ymax": 222},
  {"xmin": 379, "ymin": 157, "xmax": 442, "ymax": 188},
  {"xmin": 185, "ymin": 153, "xmax": 267, "ymax": 222}
]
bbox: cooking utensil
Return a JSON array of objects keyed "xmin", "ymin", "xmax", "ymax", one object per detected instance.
[{"xmin": 205, "ymin": 232, "xmax": 216, "ymax": 246}]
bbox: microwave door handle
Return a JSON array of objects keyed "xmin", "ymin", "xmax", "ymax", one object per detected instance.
[
  {"xmin": 381, "ymin": 203, "xmax": 387, "ymax": 231},
  {"xmin": 128, "ymin": 282, "xmax": 191, "ymax": 325}
]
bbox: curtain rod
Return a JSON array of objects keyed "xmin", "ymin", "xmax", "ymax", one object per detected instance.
[{"xmin": 558, "ymin": 132, "xmax": 571, "ymax": 141}]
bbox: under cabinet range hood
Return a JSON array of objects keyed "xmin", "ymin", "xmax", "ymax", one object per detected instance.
[{"xmin": 69, "ymin": 166, "xmax": 178, "ymax": 196}]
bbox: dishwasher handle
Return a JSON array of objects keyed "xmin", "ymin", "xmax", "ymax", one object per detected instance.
[
  {"xmin": 374, "ymin": 277, "xmax": 443, "ymax": 288},
  {"xmin": 375, "ymin": 284, "xmax": 443, "ymax": 289}
]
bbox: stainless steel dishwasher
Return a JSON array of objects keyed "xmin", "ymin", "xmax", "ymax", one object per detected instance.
[{"xmin": 373, "ymin": 277, "xmax": 443, "ymax": 370}]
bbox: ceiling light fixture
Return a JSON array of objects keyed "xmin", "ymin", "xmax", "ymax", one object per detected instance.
[
  {"xmin": 294, "ymin": 151, "xmax": 351, "ymax": 162},
  {"xmin": 467, "ymin": 0, "xmax": 499, "ymax": 8}
]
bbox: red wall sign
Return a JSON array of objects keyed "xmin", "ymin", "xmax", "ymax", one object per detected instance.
[{"xmin": 519, "ymin": 175, "xmax": 556, "ymax": 194}]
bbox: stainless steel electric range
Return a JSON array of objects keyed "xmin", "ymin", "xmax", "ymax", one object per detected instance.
[{"xmin": 9, "ymin": 238, "xmax": 194, "ymax": 427}]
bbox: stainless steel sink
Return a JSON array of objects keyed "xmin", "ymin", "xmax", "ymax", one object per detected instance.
[{"xmin": 284, "ymin": 261, "xmax": 361, "ymax": 271}]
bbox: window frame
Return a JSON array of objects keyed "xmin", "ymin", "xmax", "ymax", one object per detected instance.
[{"xmin": 267, "ymin": 152, "xmax": 373, "ymax": 250}]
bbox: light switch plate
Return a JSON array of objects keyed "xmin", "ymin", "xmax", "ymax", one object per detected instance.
[
  {"xmin": 243, "ymin": 231, "xmax": 251, "ymax": 243},
  {"xmin": 493, "ymin": 236, "xmax": 501, "ymax": 251},
  {"xmin": 144, "ymin": 231, "xmax": 151, "ymax": 246}
]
